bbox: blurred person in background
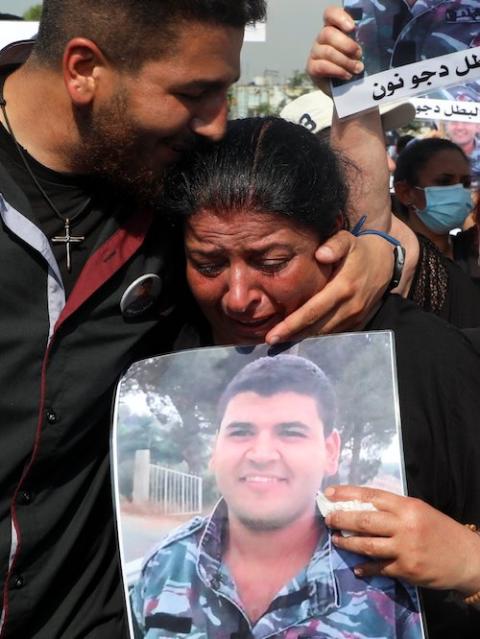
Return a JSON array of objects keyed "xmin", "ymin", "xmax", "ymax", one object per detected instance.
[
  {"xmin": 394, "ymin": 137, "xmax": 472, "ymax": 259},
  {"xmin": 394, "ymin": 138, "xmax": 480, "ymax": 289}
]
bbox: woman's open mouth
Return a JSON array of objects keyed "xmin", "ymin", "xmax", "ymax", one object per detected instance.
[{"xmin": 228, "ymin": 315, "xmax": 280, "ymax": 338}]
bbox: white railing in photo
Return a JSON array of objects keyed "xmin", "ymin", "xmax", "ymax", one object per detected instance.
[
  {"xmin": 150, "ymin": 465, "xmax": 203, "ymax": 515},
  {"xmin": 132, "ymin": 449, "xmax": 203, "ymax": 515}
]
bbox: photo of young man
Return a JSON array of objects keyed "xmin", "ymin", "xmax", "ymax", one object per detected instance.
[{"xmin": 128, "ymin": 354, "xmax": 422, "ymax": 639}]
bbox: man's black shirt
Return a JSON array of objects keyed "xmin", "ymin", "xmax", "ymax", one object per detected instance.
[{"xmin": 0, "ymin": 118, "xmax": 110, "ymax": 295}]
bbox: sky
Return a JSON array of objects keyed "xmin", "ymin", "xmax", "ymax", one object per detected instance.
[
  {"xmin": 1, "ymin": 0, "xmax": 37, "ymax": 16},
  {"xmin": 242, "ymin": 0, "xmax": 336, "ymax": 81},
  {"xmin": 1, "ymin": 0, "xmax": 337, "ymax": 82}
]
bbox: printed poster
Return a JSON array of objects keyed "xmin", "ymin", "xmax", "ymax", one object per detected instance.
[
  {"xmin": 112, "ymin": 332, "xmax": 426, "ymax": 639},
  {"xmin": 409, "ymin": 82, "xmax": 480, "ymax": 183},
  {"xmin": 332, "ymin": 0, "xmax": 480, "ymax": 118}
]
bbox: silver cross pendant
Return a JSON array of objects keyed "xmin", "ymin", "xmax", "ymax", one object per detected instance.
[{"xmin": 51, "ymin": 218, "xmax": 85, "ymax": 272}]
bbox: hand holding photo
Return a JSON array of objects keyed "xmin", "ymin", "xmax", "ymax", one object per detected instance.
[{"xmin": 111, "ymin": 334, "xmax": 426, "ymax": 639}]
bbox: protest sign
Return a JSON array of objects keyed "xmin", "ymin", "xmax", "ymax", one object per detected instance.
[
  {"xmin": 111, "ymin": 332, "xmax": 426, "ymax": 639},
  {"xmin": 411, "ymin": 96, "xmax": 480, "ymax": 121},
  {"xmin": 332, "ymin": 0, "xmax": 480, "ymax": 118},
  {"xmin": 408, "ymin": 81, "xmax": 480, "ymax": 183}
]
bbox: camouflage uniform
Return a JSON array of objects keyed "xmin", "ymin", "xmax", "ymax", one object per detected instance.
[
  {"xmin": 346, "ymin": 0, "xmax": 412, "ymax": 74},
  {"xmin": 392, "ymin": 0, "xmax": 480, "ymax": 71},
  {"xmin": 131, "ymin": 500, "xmax": 423, "ymax": 638},
  {"xmin": 347, "ymin": 0, "xmax": 480, "ymax": 92}
]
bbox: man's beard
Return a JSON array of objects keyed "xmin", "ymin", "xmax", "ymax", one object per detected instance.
[
  {"xmin": 73, "ymin": 90, "xmax": 168, "ymax": 206},
  {"xmin": 236, "ymin": 505, "xmax": 314, "ymax": 532},
  {"xmin": 237, "ymin": 515, "xmax": 293, "ymax": 531}
]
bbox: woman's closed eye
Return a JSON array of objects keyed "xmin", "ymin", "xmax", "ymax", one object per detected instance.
[
  {"xmin": 251, "ymin": 256, "xmax": 293, "ymax": 274},
  {"xmin": 190, "ymin": 259, "xmax": 226, "ymax": 277}
]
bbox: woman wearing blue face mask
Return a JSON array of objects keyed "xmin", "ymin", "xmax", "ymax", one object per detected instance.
[
  {"xmin": 392, "ymin": 139, "xmax": 480, "ymax": 322},
  {"xmin": 394, "ymin": 138, "xmax": 473, "ymax": 261}
]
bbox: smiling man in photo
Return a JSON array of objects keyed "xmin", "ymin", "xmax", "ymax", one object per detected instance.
[{"xmin": 131, "ymin": 354, "xmax": 422, "ymax": 639}]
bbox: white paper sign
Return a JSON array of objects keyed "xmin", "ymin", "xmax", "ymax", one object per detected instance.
[
  {"xmin": 0, "ymin": 21, "xmax": 264, "ymax": 48},
  {"xmin": 244, "ymin": 21, "xmax": 266, "ymax": 42},
  {"xmin": 0, "ymin": 22, "xmax": 38, "ymax": 51},
  {"xmin": 332, "ymin": 46, "xmax": 480, "ymax": 118},
  {"xmin": 411, "ymin": 97, "xmax": 480, "ymax": 122}
]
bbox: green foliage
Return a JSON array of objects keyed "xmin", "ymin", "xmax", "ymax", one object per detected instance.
[
  {"xmin": 248, "ymin": 102, "xmax": 274, "ymax": 117},
  {"xmin": 117, "ymin": 333, "xmax": 401, "ymax": 499},
  {"xmin": 23, "ymin": 4, "xmax": 43, "ymax": 20},
  {"xmin": 120, "ymin": 348, "xmax": 251, "ymax": 474},
  {"xmin": 288, "ymin": 70, "xmax": 311, "ymax": 90},
  {"xmin": 300, "ymin": 333, "xmax": 397, "ymax": 485}
]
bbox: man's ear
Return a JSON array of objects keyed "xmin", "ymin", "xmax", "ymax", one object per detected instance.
[
  {"xmin": 394, "ymin": 179, "xmax": 415, "ymax": 207},
  {"xmin": 324, "ymin": 429, "xmax": 341, "ymax": 476},
  {"xmin": 63, "ymin": 37, "xmax": 110, "ymax": 106}
]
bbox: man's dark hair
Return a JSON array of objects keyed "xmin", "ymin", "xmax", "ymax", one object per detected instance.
[
  {"xmin": 162, "ymin": 116, "xmax": 349, "ymax": 239},
  {"xmin": 217, "ymin": 354, "xmax": 337, "ymax": 433},
  {"xmin": 32, "ymin": 0, "xmax": 266, "ymax": 70},
  {"xmin": 394, "ymin": 137, "xmax": 469, "ymax": 186}
]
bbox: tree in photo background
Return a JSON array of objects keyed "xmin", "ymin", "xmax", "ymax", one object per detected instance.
[{"xmin": 117, "ymin": 334, "xmax": 399, "ymax": 504}]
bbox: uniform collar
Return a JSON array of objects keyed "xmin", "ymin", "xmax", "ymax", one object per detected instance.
[{"xmin": 196, "ymin": 498, "xmax": 339, "ymax": 617}]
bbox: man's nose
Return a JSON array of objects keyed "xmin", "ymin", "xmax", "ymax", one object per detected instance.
[
  {"xmin": 190, "ymin": 96, "xmax": 228, "ymax": 143},
  {"xmin": 246, "ymin": 434, "xmax": 280, "ymax": 465}
]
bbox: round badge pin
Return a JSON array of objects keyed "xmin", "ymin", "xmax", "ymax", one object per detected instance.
[{"xmin": 120, "ymin": 274, "xmax": 162, "ymax": 318}]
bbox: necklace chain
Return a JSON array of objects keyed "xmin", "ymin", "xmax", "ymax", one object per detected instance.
[{"xmin": 0, "ymin": 92, "xmax": 90, "ymax": 272}]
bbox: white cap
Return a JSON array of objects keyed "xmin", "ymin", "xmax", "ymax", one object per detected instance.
[
  {"xmin": 280, "ymin": 90, "xmax": 416, "ymax": 134},
  {"xmin": 0, "ymin": 39, "xmax": 34, "ymax": 67}
]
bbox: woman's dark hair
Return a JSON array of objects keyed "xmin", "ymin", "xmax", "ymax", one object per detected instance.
[
  {"xmin": 162, "ymin": 116, "xmax": 349, "ymax": 241},
  {"xmin": 394, "ymin": 137, "xmax": 469, "ymax": 186},
  {"xmin": 396, "ymin": 134, "xmax": 414, "ymax": 154}
]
